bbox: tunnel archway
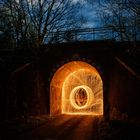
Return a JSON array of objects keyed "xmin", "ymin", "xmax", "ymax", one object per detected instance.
[{"xmin": 50, "ymin": 61, "xmax": 103, "ymax": 116}]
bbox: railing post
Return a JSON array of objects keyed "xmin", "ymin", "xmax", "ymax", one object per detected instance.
[
  {"xmin": 75, "ymin": 30, "xmax": 77, "ymax": 41},
  {"xmin": 92, "ymin": 28, "xmax": 95, "ymax": 40},
  {"xmin": 111, "ymin": 27, "xmax": 114, "ymax": 40}
]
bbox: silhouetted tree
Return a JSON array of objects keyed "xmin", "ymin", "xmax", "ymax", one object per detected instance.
[
  {"xmin": 127, "ymin": 0, "xmax": 140, "ymax": 15},
  {"xmin": 0, "ymin": 0, "xmax": 86, "ymax": 48},
  {"xmin": 87, "ymin": 0, "xmax": 140, "ymax": 42}
]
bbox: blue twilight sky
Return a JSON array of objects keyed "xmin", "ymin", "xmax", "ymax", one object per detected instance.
[
  {"xmin": 81, "ymin": 5, "xmax": 101, "ymax": 28},
  {"xmin": 71, "ymin": 0, "xmax": 101, "ymax": 28},
  {"xmin": 74, "ymin": 0, "xmax": 140, "ymax": 28}
]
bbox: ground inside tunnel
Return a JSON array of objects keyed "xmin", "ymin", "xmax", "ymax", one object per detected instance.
[{"xmin": 1, "ymin": 115, "xmax": 140, "ymax": 140}]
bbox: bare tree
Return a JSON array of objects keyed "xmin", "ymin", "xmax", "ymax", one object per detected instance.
[
  {"xmin": 0, "ymin": 0, "xmax": 32, "ymax": 47},
  {"xmin": 127, "ymin": 0, "xmax": 140, "ymax": 15},
  {"xmin": 1, "ymin": 0, "xmax": 86, "ymax": 48},
  {"xmin": 87, "ymin": 0, "xmax": 140, "ymax": 42}
]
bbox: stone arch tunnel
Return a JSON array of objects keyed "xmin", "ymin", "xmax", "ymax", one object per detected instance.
[
  {"xmin": 50, "ymin": 61, "xmax": 103, "ymax": 116},
  {"xmin": 7, "ymin": 41, "xmax": 140, "ymax": 120}
]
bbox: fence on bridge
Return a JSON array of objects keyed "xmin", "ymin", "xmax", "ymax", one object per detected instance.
[{"xmin": 44, "ymin": 26, "xmax": 140, "ymax": 44}]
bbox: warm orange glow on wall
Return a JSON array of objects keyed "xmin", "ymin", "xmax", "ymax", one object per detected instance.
[{"xmin": 50, "ymin": 61, "xmax": 103, "ymax": 116}]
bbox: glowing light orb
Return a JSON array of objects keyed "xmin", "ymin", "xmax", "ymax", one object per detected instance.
[{"xmin": 70, "ymin": 85, "xmax": 94, "ymax": 109}]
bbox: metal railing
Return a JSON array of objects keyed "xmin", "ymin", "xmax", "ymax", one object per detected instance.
[{"xmin": 44, "ymin": 26, "xmax": 140, "ymax": 44}]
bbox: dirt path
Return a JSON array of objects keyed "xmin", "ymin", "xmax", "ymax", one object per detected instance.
[
  {"xmin": 14, "ymin": 115, "xmax": 100, "ymax": 140},
  {"xmin": 4, "ymin": 115, "xmax": 140, "ymax": 140}
]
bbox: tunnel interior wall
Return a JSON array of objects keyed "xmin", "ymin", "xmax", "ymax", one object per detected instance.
[
  {"xmin": 50, "ymin": 61, "xmax": 104, "ymax": 116},
  {"xmin": 109, "ymin": 58, "xmax": 140, "ymax": 120}
]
